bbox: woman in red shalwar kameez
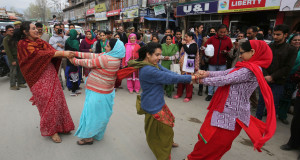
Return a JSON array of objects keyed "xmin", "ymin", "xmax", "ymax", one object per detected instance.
[{"xmin": 17, "ymin": 21, "xmax": 75, "ymax": 143}]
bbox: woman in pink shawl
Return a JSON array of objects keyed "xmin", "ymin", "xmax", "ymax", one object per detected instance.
[{"xmin": 122, "ymin": 33, "xmax": 141, "ymax": 93}]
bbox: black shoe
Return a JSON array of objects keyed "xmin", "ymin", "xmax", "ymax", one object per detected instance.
[
  {"xmin": 205, "ymin": 95, "xmax": 212, "ymax": 101},
  {"xmin": 280, "ymin": 144, "xmax": 295, "ymax": 151},
  {"xmin": 279, "ymin": 118, "xmax": 289, "ymax": 125},
  {"xmin": 198, "ymin": 90, "xmax": 203, "ymax": 96}
]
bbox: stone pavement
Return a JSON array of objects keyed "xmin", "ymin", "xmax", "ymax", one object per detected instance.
[{"xmin": 0, "ymin": 76, "xmax": 298, "ymax": 160}]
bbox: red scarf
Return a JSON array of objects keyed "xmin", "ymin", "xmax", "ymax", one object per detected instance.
[
  {"xmin": 17, "ymin": 38, "xmax": 60, "ymax": 88},
  {"xmin": 201, "ymin": 40, "xmax": 276, "ymax": 152},
  {"xmin": 85, "ymin": 31, "xmax": 97, "ymax": 45}
]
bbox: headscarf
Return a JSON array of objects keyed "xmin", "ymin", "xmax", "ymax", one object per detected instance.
[
  {"xmin": 103, "ymin": 39, "xmax": 125, "ymax": 59},
  {"xmin": 201, "ymin": 40, "xmax": 276, "ymax": 152},
  {"xmin": 66, "ymin": 29, "xmax": 79, "ymax": 51},
  {"xmin": 125, "ymin": 33, "xmax": 138, "ymax": 63},
  {"xmin": 85, "ymin": 30, "xmax": 97, "ymax": 45},
  {"xmin": 288, "ymin": 34, "xmax": 300, "ymax": 74}
]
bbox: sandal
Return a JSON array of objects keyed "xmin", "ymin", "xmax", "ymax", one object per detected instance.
[
  {"xmin": 77, "ymin": 139, "xmax": 94, "ymax": 145},
  {"xmin": 173, "ymin": 95, "xmax": 180, "ymax": 99},
  {"xmin": 183, "ymin": 98, "xmax": 191, "ymax": 102}
]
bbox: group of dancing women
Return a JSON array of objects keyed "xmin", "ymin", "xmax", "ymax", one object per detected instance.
[{"xmin": 16, "ymin": 21, "xmax": 277, "ymax": 160}]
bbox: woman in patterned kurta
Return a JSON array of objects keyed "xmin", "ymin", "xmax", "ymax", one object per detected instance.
[
  {"xmin": 17, "ymin": 21, "xmax": 75, "ymax": 143},
  {"xmin": 186, "ymin": 40, "xmax": 277, "ymax": 160}
]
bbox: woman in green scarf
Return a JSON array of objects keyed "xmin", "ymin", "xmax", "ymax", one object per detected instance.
[
  {"xmin": 92, "ymin": 31, "xmax": 108, "ymax": 53},
  {"xmin": 65, "ymin": 29, "xmax": 81, "ymax": 96},
  {"xmin": 160, "ymin": 35, "xmax": 179, "ymax": 98}
]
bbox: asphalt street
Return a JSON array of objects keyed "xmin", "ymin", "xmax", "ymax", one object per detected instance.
[{"xmin": 0, "ymin": 75, "xmax": 299, "ymax": 160}]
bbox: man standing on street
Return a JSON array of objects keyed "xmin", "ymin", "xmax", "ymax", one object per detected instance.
[
  {"xmin": 204, "ymin": 24, "xmax": 233, "ymax": 101},
  {"xmin": 246, "ymin": 26, "xmax": 258, "ymax": 40},
  {"xmin": 256, "ymin": 25, "xmax": 298, "ymax": 122},
  {"xmin": 49, "ymin": 24, "xmax": 67, "ymax": 89},
  {"xmin": 3, "ymin": 25, "xmax": 27, "ymax": 90},
  {"xmin": 194, "ymin": 23, "xmax": 205, "ymax": 96},
  {"xmin": 36, "ymin": 23, "xmax": 50, "ymax": 43},
  {"xmin": 117, "ymin": 26, "xmax": 127, "ymax": 45}
]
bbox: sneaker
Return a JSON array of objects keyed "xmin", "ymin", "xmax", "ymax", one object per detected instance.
[
  {"xmin": 70, "ymin": 92, "xmax": 77, "ymax": 96},
  {"xmin": 280, "ymin": 144, "xmax": 295, "ymax": 151},
  {"xmin": 18, "ymin": 84, "xmax": 27, "ymax": 88},
  {"xmin": 205, "ymin": 95, "xmax": 213, "ymax": 101},
  {"xmin": 198, "ymin": 90, "xmax": 203, "ymax": 96},
  {"xmin": 10, "ymin": 86, "xmax": 20, "ymax": 90},
  {"xmin": 75, "ymin": 90, "xmax": 82, "ymax": 94},
  {"xmin": 279, "ymin": 118, "xmax": 289, "ymax": 125}
]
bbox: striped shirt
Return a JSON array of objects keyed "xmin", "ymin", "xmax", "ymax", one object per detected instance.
[{"xmin": 73, "ymin": 52, "xmax": 121, "ymax": 94}]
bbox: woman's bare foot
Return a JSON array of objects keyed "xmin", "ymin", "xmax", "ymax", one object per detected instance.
[
  {"xmin": 51, "ymin": 133, "xmax": 62, "ymax": 143},
  {"xmin": 77, "ymin": 138, "xmax": 94, "ymax": 145},
  {"xmin": 172, "ymin": 142, "xmax": 179, "ymax": 147}
]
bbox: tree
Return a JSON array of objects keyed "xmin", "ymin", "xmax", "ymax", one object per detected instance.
[{"xmin": 23, "ymin": 0, "xmax": 52, "ymax": 24}]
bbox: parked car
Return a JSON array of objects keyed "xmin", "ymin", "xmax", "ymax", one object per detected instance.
[{"xmin": 48, "ymin": 24, "xmax": 85, "ymax": 37}]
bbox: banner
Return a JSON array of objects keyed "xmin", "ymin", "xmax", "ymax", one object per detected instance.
[
  {"xmin": 95, "ymin": 3, "xmax": 107, "ymax": 13},
  {"xmin": 95, "ymin": 12, "xmax": 108, "ymax": 21},
  {"xmin": 121, "ymin": 5, "xmax": 139, "ymax": 19},
  {"xmin": 106, "ymin": 9, "xmax": 121, "ymax": 17},
  {"xmin": 154, "ymin": 5, "xmax": 165, "ymax": 16},
  {"xmin": 148, "ymin": 0, "xmax": 178, "ymax": 5},
  {"xmin": 177, "ymin": 1, "xmax": 218, "ymax": 16},
  {"xmin": 86, "ymin": 8, "xmax": 95, "ymax": 16},
  {"xmin": 218, "ymin": 0, "xmax": 281, "ymax": 13},
  {"xmin": 280, "ymin": 0, "xmax": 300, "ymax": 11}
]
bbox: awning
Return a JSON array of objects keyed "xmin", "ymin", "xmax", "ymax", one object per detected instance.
[{"xmin": 144, "ymin": 17, "xmax": 175, "ymax": 22}]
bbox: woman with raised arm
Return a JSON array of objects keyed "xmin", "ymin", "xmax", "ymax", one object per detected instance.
[
  {"xmin": 69, "ymin": 39, "xmax": 125, "ymax": 145},
  {"xmin": 17, "ymin": 21, "xmax": 75, "ymax": 143}
]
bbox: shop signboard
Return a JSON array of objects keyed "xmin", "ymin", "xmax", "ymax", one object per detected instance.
[
  {"xmin": 106, "ymin": 9, "xmax": 121, "ymax": 17},
  {"xmin": 148, "ymin": 0, "xmax": 178, "ymax": 5},
  {"xmin": 154, "ymin": 5, "xmax": 165, "ymax": 16},
  {"xmin": 86, "ymin": 8, "xmax": 95, "ymax": 16},
  {"xmin": 280, "ymin": 0, "xmax": 300, "ymax": 11},
  {"xmin": 120, "ymin": 5, "xmax": 139, "ymax": 19},
  {"xmin": 70, "ymin": 10, "xmax": 75, "ymax": 21},
  {"xmin": 218, "ymin": 0, "xmax": 281, "ymax": 13},
  {"xmin": 90, "ymin": 2, "xmax": 95, "ymax": 9},
  {"xmin": 95, "ymin": 12, "xmax": 108, "ymax": 21},
  {"xmin": 177, "ymin": 1, "xmax": 218, "ymax": 16},
  {"xmin": 78, "ymin": 18, "xmax": 86, "ymax": 24},
  {"xmin": 95, "ymin": 3, "xmax": 107, "ymax": 13}
]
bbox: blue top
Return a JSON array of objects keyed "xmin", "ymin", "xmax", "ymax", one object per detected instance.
[
  {"xmin": 194, "ymin": 33, "xmax": 203, "ymax": 49},
  {"xmin": 139, "ymin": 64, "xmax": 192, "ymax": 114}
]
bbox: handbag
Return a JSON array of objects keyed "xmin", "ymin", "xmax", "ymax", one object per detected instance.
[{"xmin": 170, "ymin": 63, "xmax": 181, "ymax": 74}]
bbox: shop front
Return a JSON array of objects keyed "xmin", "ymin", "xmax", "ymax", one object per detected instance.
[
  {"xmin": 177, "ymin": 0, "xmax": 220, "ymax": 34},
  {"xmin": 218, "ymin": 0, "xmax": 282, "ymax": 35},
  {"xmin": 106, "ymin": 9, "xmax": 121, "ymax": 32},
  {"xmin": 280, "ymin": 0, "xmax": 300, "ymax": 32},
  {"xmin": 95, "ymin": 12, "xmax": 109, "ymax": 31}
]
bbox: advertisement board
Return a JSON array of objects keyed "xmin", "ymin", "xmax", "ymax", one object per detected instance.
[
  {"xmin": 177, "ymin": 1, "xmax": 218, "ymax": 16},
  {"xmin": 218, "ymin": 0, "xmax": 281, "ymax": 13},
  {"xmin": 280, "ymin": 0, "xmax": 300, "ymax": 11}
]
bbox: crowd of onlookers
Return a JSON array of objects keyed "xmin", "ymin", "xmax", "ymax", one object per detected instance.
[{"xmin": 0, "ymin": 20, "xmax": 300, "ymax": 158}]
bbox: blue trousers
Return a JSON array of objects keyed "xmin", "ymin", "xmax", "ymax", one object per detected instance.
[
  {"xmin": 256, "ymin": 84, "xmax": 284, "ymax": 120},
  {"xmin": 208, "ymin": 64, "xmax": 227, "ymax": 96}
]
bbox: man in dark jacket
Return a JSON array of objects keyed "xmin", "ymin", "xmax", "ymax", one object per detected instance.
[
  {"xmin": 256, "ymin": 24, "xmax": 298, "ymax": 121},
  {"xmin": 204, "ymin": 24, "xmax": 233, "ymax": 101},
  {"xmin": 117, "ymin": 26, "xmax": 127, "ymax": 45}
]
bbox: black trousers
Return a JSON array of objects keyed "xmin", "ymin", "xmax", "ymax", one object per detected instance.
[{"xmin": 287, "ymin": 96, "xmax": 300, "ymax": 148}]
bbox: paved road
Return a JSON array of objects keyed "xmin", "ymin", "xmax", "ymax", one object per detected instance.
[{"xmin": 0, "ymin": 76, "xmax": 298, "ymax": 160}]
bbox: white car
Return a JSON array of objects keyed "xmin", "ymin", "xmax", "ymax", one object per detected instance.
[{"xmin": 48, "ymin": 24, "xmax": 85, "ymax": 37}]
